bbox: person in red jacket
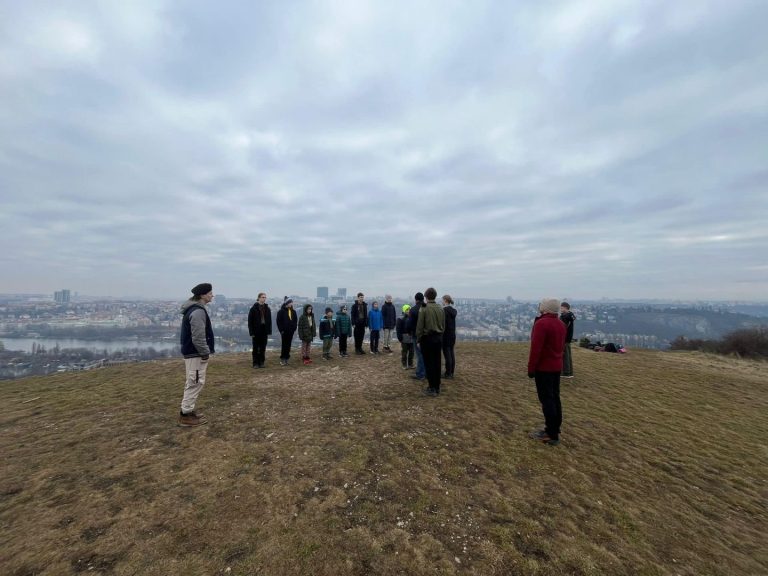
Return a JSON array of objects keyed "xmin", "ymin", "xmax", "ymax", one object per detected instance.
[{"xmin": 527, "ymin": 298, "xmax": 567, "ymax": 446}]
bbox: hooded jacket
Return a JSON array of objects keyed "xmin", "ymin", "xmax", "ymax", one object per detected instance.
[
  {"xmin": 180, "ymin": 300, "xmax": 215, "ymax": 358},
  {"xmin": 443, "ymin": 305, "xmax": 457, "ymax": 339},
  {"xmin": 560, "ymin": 311, "xmax": 576, "ymax": 342},
  {"xmin": 335, "ymin": 308, "xmax": 352, "ymax": 337},
  {"xmin": 298, "ymin": 304, "xmax": 317, "ymax": 342},
  {"xmin": 368, "ymin": 305, "xmax": 383, "ymax": 331},
  {"xmin": 276, "ymin": 303, "xmax": 298, "ymax": 335}
]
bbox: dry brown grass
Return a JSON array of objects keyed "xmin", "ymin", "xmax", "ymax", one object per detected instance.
[{"xmin": 1, "ymin": 343, "xmax": 766, "ymax": 575}]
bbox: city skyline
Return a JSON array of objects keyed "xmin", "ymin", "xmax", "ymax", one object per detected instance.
[{"xmin": 1, "ymin": 1, "xmax": 766, "ymax": 301}]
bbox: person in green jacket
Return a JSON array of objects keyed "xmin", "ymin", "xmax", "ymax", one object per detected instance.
[
  {"xmin": 298, "ymin": 304, "xmax": 316, "ymax": 365},
  {"xmin": 416, "ymin": 287, "xmax": 445, "ymax": 396},
  {"xmin": 335, "ymin": 304, "xmax": 353, "ymax": 357}
]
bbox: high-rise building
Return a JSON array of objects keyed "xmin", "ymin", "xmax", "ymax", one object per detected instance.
[
  {"xmin": 317, "ymin": 286, "xmax": 329, "ymax": 299},
  {"xmin": 337, "ymin": 288, "xmax": 347, "ymax": 299},
  {"xmin": 54, "ymin": 289, "xmax": 71, "ymax": 304}
]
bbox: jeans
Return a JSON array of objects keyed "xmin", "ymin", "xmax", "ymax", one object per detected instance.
[{"xmin": 414, "ymin": 342, "xmax": 425, "ymax": 378}]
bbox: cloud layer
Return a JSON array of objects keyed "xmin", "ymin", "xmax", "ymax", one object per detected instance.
[{"xmin": 2, "ymin": 0, "xmax": 766, "ymax": 300}]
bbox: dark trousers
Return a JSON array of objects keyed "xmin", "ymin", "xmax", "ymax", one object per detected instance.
[
  {"xmin": 442, "ymin": 334, "xmax": 456, "ymax": 375},
  {"xmin": 251, "ymin": 334, "xmax": 268, "ymax": 366},
  {"xmin": 420, "ymin": 334, "xmax": 443, "ymax": 393},
  {"xmin": 338, "ymin": 335, "xmax": 348, "ymax": 354},
  {"xmin": 401, "ymin": 342, "xmax": 414, "ymax": 367},
  {"xmin": 280, "ymin": 331, "xmax": 294, "ymax": 360},
  {"xmin": 369, "ymin": 330, "xmax": 380, "ymax": 352},
  {"xmin": 353, "ymin": 324, "xmax": 366, "ymax": 351},
  {"xmin": 534, "ymin": 371, "xmax": 562, "ymax": 440},
  {"xmin": 562, "ymin": 342, "xmax": 573, "ymax": 376}
]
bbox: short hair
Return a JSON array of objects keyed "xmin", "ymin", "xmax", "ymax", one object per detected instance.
[
  {"xmin": 442, "ymin": 294, "xmax": 454, "ymax": 305},
  {"xmin": 258, "ymin": 292, "xmax": 266, "ymax": 299},
  {"xmin": 560, "ymin": 301, "xmax": 570, "ymax": 309},
  {"xmin": 424, "ymin": 287, "xmax": 437, "ymax": 301},
  {"xmin": 539, "ymin": 298, "xmax": 560, "ymax": 314},
  {"xmin": 357, "ymin": 292, "xmax": 364, "ymax": 298}
]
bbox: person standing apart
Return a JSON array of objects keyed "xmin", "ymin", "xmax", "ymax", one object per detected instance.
[
  {"xmin": 560, "ymin": 301, "xmax": 575, "ymax": 379},
  {"xmin": 247, "ymin": 292, "xmax": 271, "ymax": 368},
  {"xmin": 527, "ymin": 298, "xmax": 567, "ymax": 446},
  {"xmin": 416, "ymin": 287, "xmax": 445, "ymax": 397},
  {"xmin": 407, "ymin": 292, "xmax": 426, "ymax": 380},
  {"xmin": 179, "ymin": 283, "xmax": 215, "ymax": 427},
  {"xmin": 298, "ymin": 304, "xmax": 317, "ymax": 365},
  {"xmin": 335, "ymin": 304, "xmax": 352, "ymax": 357},
  {"xmin": 441, "ymin": 294, "xmax": 457, "ymax": 379},
  {"xmin": 351, "ymin": 292, "xmax": 369, "ymax": 354},
  {"xmin": 381, "ymin": 295, "xmax": 397, "ymax": 353},
  {"xmin": 368, "ymin": 301, "xmax": 383, "ymax": 354},
  {"xmin": 276, "ymin": 297, "xmax": 298, "ymax": 366},
  {"xmin": 396, "ymin": 304, "xmax": 414, "ymax": 369},
  {"xmin": 319, "ymin": 307, "xmax": 336, "ymax": 360}
]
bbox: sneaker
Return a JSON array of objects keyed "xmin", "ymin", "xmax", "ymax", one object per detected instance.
[
  {"xmin": 528, "ymin": 430, "xmax": 559, "ymax": 444},
  {"xmin": 401, "ymin": 364, "xmax": 408, "ymax": 370},
  {"xmin": 178, "ymin": 411, "xmax": 208, "ymax": 427},
  {"xmin": 253, "ymin": 364, "xmax": 259, "ymax": 369},
  {"xmin": 411, "ymin": 375, "xmax": 424, "ymax": 381},
  {"xmin": 562, "ymin": 375, "xmax": 574, "ymax": 379},
  {"xmin": 423, "ymin": 388, "xmax": 437, "ymax": 397},
  {"xmin": 280, "ymin": 359, "xmax": 287, "ymax": 366}
]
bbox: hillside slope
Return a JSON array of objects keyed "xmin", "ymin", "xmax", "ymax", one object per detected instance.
[{"xmin": 1, "ymin": 343, "xmax": 767, "ymax": 575}]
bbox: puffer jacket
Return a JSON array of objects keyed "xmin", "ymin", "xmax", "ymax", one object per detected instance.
[{"xmin": 298, "ymin": 304, "xmax": 317, "ymax": 342}]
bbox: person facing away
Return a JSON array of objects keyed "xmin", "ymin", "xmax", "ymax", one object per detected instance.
[
  {"xmin": 416, "ymin": 287, "xmax": 445, "ymax": 397},
  {"xmin": 298, "ymin": 304, "xmax": 316, "ymax": 365},
  {"xmin": 560, "ymin": 301, "xmax": 575, "ymax": 378},
  {"xmin": 351, "ymin": 292, "xmax": 369, "ymax": 354},
  {"xmin": 368, "ymin": 300, "xmax": 383, "ymax": 354},
  {"xmin": 276, "ymin": 297, "xmax": 298, "ymax": 366},
  {"xmin": 334, "ymin": 304, "xmax": 353, "ymax": 357},
  {"xmin": 319, "ymin": 307, "xmax": 336, "ymax": 360},
  {"xmin": 441, "ymin": 294, "xmax": 457, "ymax": 379},
  {"xmin": 178, "ymin": 283, "xmax": 215, "ymax": 427},
  {"xmin": 381, "ymin": 294, "xmax": 397, "ymax": 352},
  {"xmin": 247, "ymin": 292, "xmax": 271, "ymax": 369},
  {"xmin": 406, "ymin": 292, "xmax": 426, "ymax": 380},
  {"xmin": 396, "ymin": 304, "xmax": 414, "ymax": 369},
  {"xmin": 527, "ymin": 298, "xmax": 567, "ymax": 446}
]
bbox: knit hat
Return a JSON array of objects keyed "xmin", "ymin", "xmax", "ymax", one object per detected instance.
[
  {"xmin": 191, "ymin": 283, "xmax": 212, "ymax": 296},
  {"xmin": 283, "ymin": 296, "xmax": 293, "ymax": 306},
  {"xmin": 402, "ymin": 304, "xmax": 411, "ymax": 313},
  {"xmin": 539, "ymin": 298, "xmax": 560, "ymax": 314},
  {"xmin": 414, "ymin": 292, "xmax": 424, "ymax": 302}
]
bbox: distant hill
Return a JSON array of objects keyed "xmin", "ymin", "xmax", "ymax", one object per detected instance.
[{"xmin": 2, "ymin": 343, "xmax": 767, "ymax": 575}]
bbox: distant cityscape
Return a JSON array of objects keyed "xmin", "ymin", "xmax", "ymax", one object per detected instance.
[{"xmin": 1, "ymin": 290, "xmax": 766, "ymax": 380}]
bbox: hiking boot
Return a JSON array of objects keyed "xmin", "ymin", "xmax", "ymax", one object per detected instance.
[{"xmin": 178, "ymin": 411, "xmax": 208, "ymax": 427}]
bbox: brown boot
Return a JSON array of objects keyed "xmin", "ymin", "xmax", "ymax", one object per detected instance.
[{"xmin": 178, "ymin": 411, "xmax": 208, "ymax": 427}]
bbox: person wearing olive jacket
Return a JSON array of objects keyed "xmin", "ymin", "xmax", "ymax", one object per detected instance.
[
  {"xmin": 276, "ymin": 297, "xmax": 298, "ymax": 366},
  {"xmin": 416, "ymin": 287, "xmax": 445, "ymax": 397},
  {"xmin": 298, "ymin": 303, "xmax": 317, "ymax": 365}
]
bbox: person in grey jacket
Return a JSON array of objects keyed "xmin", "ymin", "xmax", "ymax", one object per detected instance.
[{"xmin": 178, "ymin": 283, "xmax": 215, "ymax": 427}]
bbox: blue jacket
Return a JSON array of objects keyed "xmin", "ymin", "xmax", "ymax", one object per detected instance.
[{"xmin": 368, "ymin": 308, "xmax": 383, "ymax": 331}]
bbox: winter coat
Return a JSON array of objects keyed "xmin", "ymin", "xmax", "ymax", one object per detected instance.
[
  {"xmin": 406, "ymin": 301, "xmax": 423, "ymax": 335},
  {"xmin": 396, "ymin": 315, "xmax": 412, "ymax": 344},
  {"xmin": 335, "ymin": 310, "xmax": 353, "ymax": 337},
  {"xmin": 276, "ymin": 305, "xmax": 298, "ymax": 335},
  {"xmin": 416, "ymin": 301, "xmax": 445, "ymax": 342},
  {"xmin": 319, "ymin": 317, "xmax": 335, "ymax": 339},
  {"xmin": 560, "ymin": 311, "xmax": 576, "ymax": 342},
  {"xmin": 528, "ymin": 313, "xmax": 567, "ymax": 373},
  {"xmin": 298, "ymin": 305, "xmax": 317, "ymax": 342},
  {"xmin": 180, "ymin": 300, "xmax": 215, "ymax": 358},
  {"xmin": 368, "ymin": 307, "xmax": 383, "ymax": 331},
  {"xmin": 351, "ymin": 301, "xmax": 368, "ymax": 327},
  {"xmin": 443, "ymin": 305, "xmax": 457, "ymax": 339},
  {"xmin": 247, "ymin": 303, "xmax": 272, "ymax": 337},
  {"xmin": 381, "ymin": 301, "xmax": 397, "ymax": 329}
]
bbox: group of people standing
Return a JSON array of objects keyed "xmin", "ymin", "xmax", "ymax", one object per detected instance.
[
  {"xmin": 178, "ymin": 282, "xmax": 576, "ymax": 450},
  {"xmin": 246, "ymin": 290, "xmax": 458, "ymax": 398}
]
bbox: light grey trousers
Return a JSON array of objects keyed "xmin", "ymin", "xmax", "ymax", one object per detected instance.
[
  {"xmin": 181, "ymin": 356, "xmax": 209, "ymax": 413},
  {"xmin": 382, "ymin": 328, "xmax": 393, "ymax": 348}
]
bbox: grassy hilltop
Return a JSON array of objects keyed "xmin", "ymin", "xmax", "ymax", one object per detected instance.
[{"xmin": 1, "ymin": 343, "xmax": 766, "ymax": 576}]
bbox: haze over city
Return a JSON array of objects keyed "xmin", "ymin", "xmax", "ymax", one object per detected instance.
[{"xmin": 1, "ymin": 1, "xmax": 766, "ymax": 301}]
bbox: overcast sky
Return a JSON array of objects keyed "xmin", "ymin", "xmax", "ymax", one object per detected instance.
[{"xmin": 1, "ymin": 1, "xmax": 766, "ymax": 302}]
